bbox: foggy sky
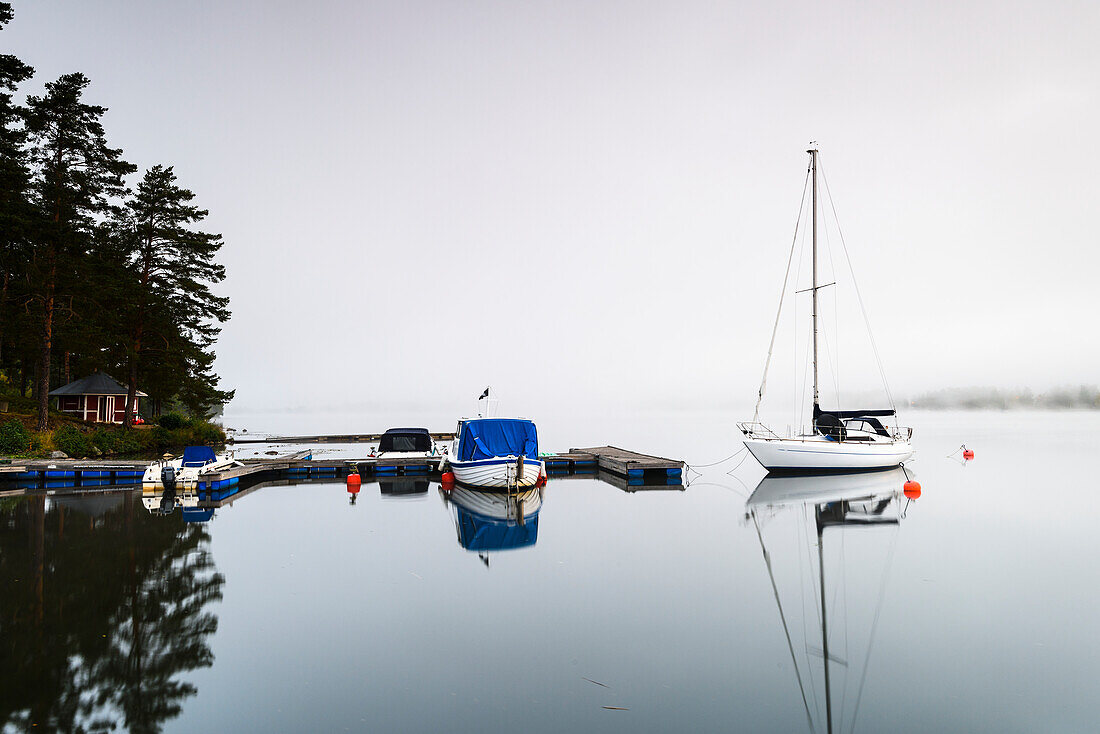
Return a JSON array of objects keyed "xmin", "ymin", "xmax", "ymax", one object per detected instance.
[{"xmin": 6, "ymin": 0, "xmax": 1099, "ymax": 415}]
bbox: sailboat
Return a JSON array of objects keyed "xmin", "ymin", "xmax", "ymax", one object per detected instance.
[
  {"xmin": 747, "ymin": 469, "xmax": 911, "ymax": 733},
  {"xmin": 739, "ymin": 148, "xmax": 913, "ymax": 473}
]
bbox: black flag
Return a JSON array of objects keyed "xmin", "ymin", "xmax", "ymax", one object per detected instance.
[{"xmin": 479, "ymin": 387, "xmax": 490, "ymax": 400}]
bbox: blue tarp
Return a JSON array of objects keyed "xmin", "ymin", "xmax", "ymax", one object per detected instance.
[
  {"xmin": 455, "ymin": 507, "xmax": 539, "ymax": 551},
  {"xmin": 457, "ymin": 419, "xmax": 538, "ymax": 462},
  {"xmin": 182, "ymin": 446, "xmax": 217, "ymax": 467}
]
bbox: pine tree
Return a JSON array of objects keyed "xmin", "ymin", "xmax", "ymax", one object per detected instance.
[
  {"xmin": 23, "ymin": 72, "xmax": 134, "ymax": 428},
  {"xmin": 0, "ymin": 2, "xmax": 34, "ymax": 369},
  {"xmin": 116, "ymin": 165, "xmax": 231, "ymax": 423}
]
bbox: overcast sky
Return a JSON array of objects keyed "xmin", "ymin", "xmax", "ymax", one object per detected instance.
[{"xmin": 6, "ymin": 0, "xmax": 1099, "ymax": 416}]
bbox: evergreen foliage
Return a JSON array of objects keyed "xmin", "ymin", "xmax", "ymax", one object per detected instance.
[
  {"xmin": 0, "ymin": 417, "xmax": 30, "ymax": 453},
  {"xmin": 0, "ymin": 3, "xmax": 232, "ymax": 426}
]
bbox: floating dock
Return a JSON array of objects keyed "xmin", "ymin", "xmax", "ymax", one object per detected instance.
[
  {"xmin": 569, "ymin": 446, "xmax": 684, "ymax": 482},
  {"xmin": 228, "ymin": 432, "xmax": 455, "ymax": 444},
  {"xmin": 2, "ymin": 445, "xmax": 684, "ymax": 493}
]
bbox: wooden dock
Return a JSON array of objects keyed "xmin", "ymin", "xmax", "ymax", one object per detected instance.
[
  {"xmin": 568, "ymin": 446, "xmax": 684, "ymax": 480},
  {"xmin": 1, "ymin": 445, "xmax": 683, "ymax": 492},
  {"xmin": 228, "ymin": 432, "xmax": 455, "ymax": 444}
]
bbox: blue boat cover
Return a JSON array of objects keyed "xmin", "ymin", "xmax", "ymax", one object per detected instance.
[
  {"xmin": 457, "ymin": 419, "xmax": 538, "ymax": 462},
  {"xmin": 455, "ymin": 507, "xmax": 539, "ymax": 551},
  {"xmin": 182, "ymin": 446, "xmax": 217, "ymax": 467}
]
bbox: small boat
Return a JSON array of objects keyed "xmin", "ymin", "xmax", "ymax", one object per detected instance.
[
  {"xmin": 739, "ymin": 148, "xmax": 913, "ymax": 473},
  {"xmin": 141, "ymin": 445, "xmax": 239, "ymax": 488},
  {"xmin": 374, "ymin": 427, "xmax": 435, "ymax": 459},
  {"xmin": 445, "ymin": 417, "xmax": 544, "ymax": 489}
]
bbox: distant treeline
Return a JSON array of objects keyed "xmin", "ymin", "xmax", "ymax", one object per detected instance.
[
  {"xmin": 0, "ymin": 2, "xmax": 232, "ymax": 429},
  {"xmin": 911, "ymin": 386, "xmax": 1100, "ymax": 410}
]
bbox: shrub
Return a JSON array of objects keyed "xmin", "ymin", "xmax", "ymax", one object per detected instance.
[
  {"xmin": 157, "ymin": 412, "xmax": 189, "ymax": 430},
  {"xmin": 54, "ymin": 424, "xmax": 93, "ymax": 458},
  {"xmin": 188, "ymin": 421, "xmax": 225, "ymax": 445},
  {"xmin": 0, "ymin": 419, "xmax": 31, "ymax": 454}
]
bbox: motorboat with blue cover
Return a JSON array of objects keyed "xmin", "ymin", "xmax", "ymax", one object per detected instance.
[
  {"xmin": 445, "ymin": 485, "xmax": 541, "ymax": 553},
  {"xmin": 142, "ymin": 445, "xmax": 239, "ymax": 488},
  {"xmin": 445, "ymin": 417, "xmax": 544, "ymax": 489}
]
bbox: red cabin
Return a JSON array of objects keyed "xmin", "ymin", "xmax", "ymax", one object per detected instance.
[{"xmin": 48, "ymin": 372, "xmax": 148, "ymax": 424}]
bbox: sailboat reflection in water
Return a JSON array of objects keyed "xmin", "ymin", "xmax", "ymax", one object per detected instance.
[
  {"xmin": 746, "ymin": 468, "xmax": 915, "ymax": 734},
  {"xmin": 441, "ymin": 485, "xmax": 542, "ymax": 567}
]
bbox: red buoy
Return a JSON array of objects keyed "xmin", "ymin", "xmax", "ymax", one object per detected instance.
[
  {"xmin": 963, "ymin": 449, "xmax": 974, "ymax": 460},
  {"xmin": 903, "ymin": 480, "xmax": 921, "ymax": 499},
  {"xmin": 346, "ymin": 472, "xmax": 361, "ymax": 485},
  {"xmin": 441, "ymin": 471, "xmax": 456, "ymax": 486},
  {"xmin": 535, "ymin": 473, "xmax": 547, "ymax": 487}
]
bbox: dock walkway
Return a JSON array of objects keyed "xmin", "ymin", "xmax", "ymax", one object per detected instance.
[
  {"xmin": 2, "ymin": 446, "xmax": 684, "ymax": 490},
  {"xmin": 569, "ymin": 446, "xmax": 684, "ymax": 480},
  {"xmin": 229, "ymin": 432, "xmax": 455, "ymax": 444}
]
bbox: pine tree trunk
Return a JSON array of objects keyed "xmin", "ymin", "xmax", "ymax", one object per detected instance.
[
  {"xmin": 36, "ymin": 258, "xmax": 55, "ymax": 431},
  {"xmin": 0, "ymin": 270, "xmax": 8, "ymax": 366},
  {"xmin": 125, "ymin": 352, "xmax": 137, "ymax": 428},
  {"xmin": 63, "ymin": 350, "xmax": 70, "ymax": 384}
]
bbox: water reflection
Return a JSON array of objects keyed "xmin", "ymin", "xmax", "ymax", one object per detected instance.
[
  {"xmin": 379, "ymin": 476, "xmax": 430, "ymax": 499},
  {"xmin": 142, "ymin": 485, "xmax": 199, "ymax": 515},
  {"xmin": 442, "ymin": 486, "xmax": 542, "ymax": 566},
  {"xmin": 746, "ymin": 468, "xmax": 913, "ymax": 734},
  {"xmin": 0, "ymin": 491, "xmax": 223, "ymax": 732}
]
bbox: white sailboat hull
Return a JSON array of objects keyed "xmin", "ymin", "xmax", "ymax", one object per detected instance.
[
  {"xmin": 450, "ymin": 457, "xmax": 545, "ymax": 489},
  {"xmin": 744, "ymin": 437, "xmax": 913, "ymax": 473}
]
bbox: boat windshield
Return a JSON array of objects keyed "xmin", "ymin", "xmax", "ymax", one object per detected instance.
[{"xmin": 379, "ymin": 428, "xmax": 432, "ymax": 453}]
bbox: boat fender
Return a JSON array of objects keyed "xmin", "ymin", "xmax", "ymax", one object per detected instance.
[
  {"xmin": 903, "ymin": 480, "xmax": 921, "ymax": 499},
  {"xmin": 441, "ymin": 471, "xmax": 456, "ymax": 487},
  {"xmin": 962, "ymin": 448, "xmax": 974, "ymax": 460},
  {"xmin": 346, "ymin": 472, "xmax": 361, "ymax": 487}
]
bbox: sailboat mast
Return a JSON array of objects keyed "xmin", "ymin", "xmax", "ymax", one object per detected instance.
[{"xmin": 809, "ymin": 147, "xmax": 820, "ymax": 412}]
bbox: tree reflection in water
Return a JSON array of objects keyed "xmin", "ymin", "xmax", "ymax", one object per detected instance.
[{"xmin": 0, "ymin": 491, "xmax": 223, "ymax": 732}]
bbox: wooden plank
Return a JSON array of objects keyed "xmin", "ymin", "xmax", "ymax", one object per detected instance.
[
  {"xmin": 568, "ymin": 446, "xmax": 684, "ymax": 476},
  {"xmin": 228, "ymin": 432, "xmax": 455, "ymax": 444}
]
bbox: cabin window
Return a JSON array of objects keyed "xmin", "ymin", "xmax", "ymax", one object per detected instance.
[{"xmin": 60, "ymin": 396, "xmax": 80, "ymax": 411}]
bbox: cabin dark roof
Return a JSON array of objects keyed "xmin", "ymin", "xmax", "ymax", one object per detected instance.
[{"xmin": 48, "ymin": 373, "xmax": 148, "ymax": 397}]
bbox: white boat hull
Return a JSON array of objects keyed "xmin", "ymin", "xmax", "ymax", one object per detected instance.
[
  {"xmin": 450, "ymin": 457, "xmax": 545, "ymax": 489},
  {"xmin": 744, "ymin": 437, "xmax": 913, "ymax": 472},
  {"xmin": 141, "ymin": 456, "xmax": 237, "ymax": 488}
]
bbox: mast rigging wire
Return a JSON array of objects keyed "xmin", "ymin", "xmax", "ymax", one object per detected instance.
[{"xmin": 817, "ymin": 156, "xmax": 898, "ymax": 417}]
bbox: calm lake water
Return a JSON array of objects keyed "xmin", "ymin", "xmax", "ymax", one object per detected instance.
[{"xmin": 3, "ymin": 408, "xmax": 1099, "ymax": 733}]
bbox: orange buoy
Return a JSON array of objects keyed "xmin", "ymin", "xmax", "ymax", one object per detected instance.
[
  {"xmin": 903, "ymin": 480, "xmax": 921, "ymax": 499},
  {"xmin": 535, "ymin": 473, "xmax": 547, "ymax": 487},
  {"xmin": 963, "ymin": 449, "xmax": 974, "ymax": 460},
  {"xmin": 441, "ymin": 471, "xmax": 456, "ymax": 485},
  {"xmin": 346, "ymin": 472, "xmax": 361, "ymax": 485}
]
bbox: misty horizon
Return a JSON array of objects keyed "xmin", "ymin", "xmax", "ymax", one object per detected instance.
[{"xmin": 5, "ymin": 1, "xmax": 1097, "ymax": 415}]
